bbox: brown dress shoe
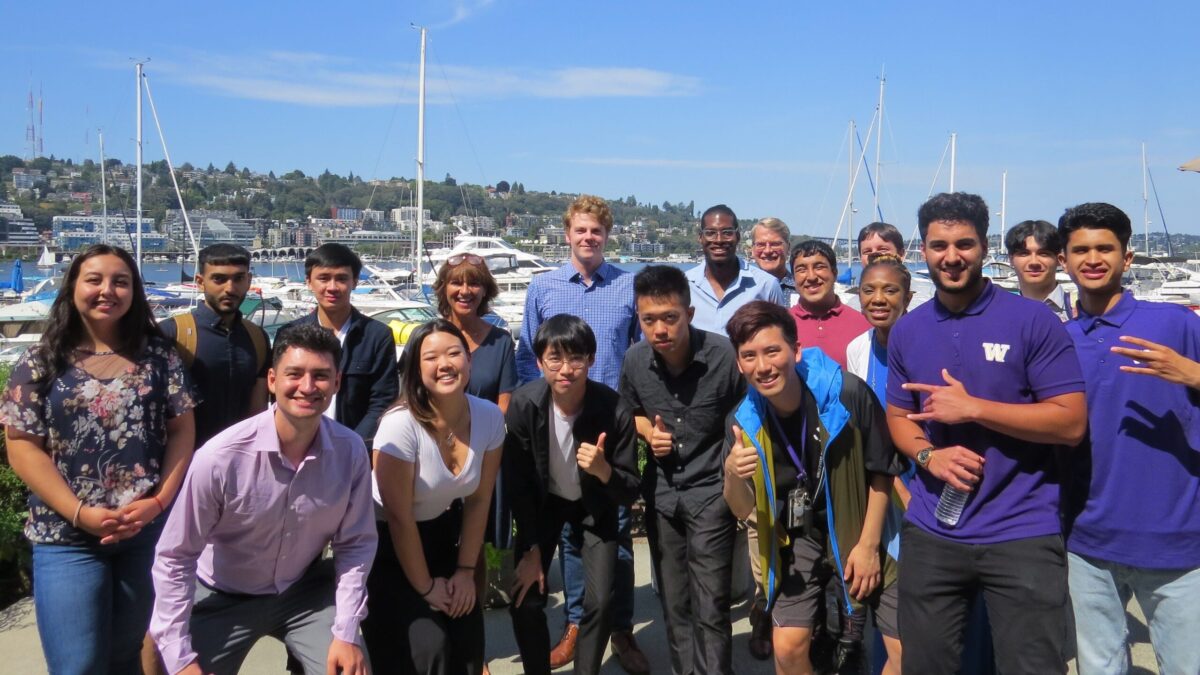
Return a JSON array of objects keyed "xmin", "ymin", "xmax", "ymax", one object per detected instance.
[
  {"xmin": 610, "ymin": 629, "xmax": 651, "ymax": 675},
  {"xmin": 549, "ymin": 623, "xmax": 579, "ymax": 669}
]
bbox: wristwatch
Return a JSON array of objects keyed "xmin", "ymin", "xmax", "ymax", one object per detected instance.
[{"xmin": 916, "ymin": 446, "xmax": 934, "ymax": 469}]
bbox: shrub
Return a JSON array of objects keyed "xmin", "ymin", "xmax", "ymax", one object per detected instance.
[{"xmin": 0, "ymin": 363, "xmax": 31, "ymax": 605}]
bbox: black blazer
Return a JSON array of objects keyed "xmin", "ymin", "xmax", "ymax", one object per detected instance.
[{"xmin": 504, "ymin": 378, "xmax": 641, "ymax": 553}]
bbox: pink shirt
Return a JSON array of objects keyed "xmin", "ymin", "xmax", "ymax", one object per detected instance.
[
  {"xmin": 790, "ymin": 298, "xmax": 870, "ymax": 369},
  {"xmin": 150, "ymin": 408, "xmax": 377, "ymax": 674}
]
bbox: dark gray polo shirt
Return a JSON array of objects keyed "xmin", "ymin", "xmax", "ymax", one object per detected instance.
[
  {"xmin": 161, "ymin": 302, "xmax": 269, "ymax": 447},
  {"xmin": 619, "ymin": 326, "xmax": 745, "ymax": 515}
]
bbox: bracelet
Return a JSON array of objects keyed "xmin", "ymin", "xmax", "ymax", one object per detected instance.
[
  {"xmin": 457, "ymin": 564, "xmax": 476, "ymax": 571},
  {"xmin": 71, "ymin": 500, "xmax": 84, "ymax": 528},
  {"xmin": 152, "ymin": 494, "xmax": 166, "ymax": 514},
  {"xmin": 419, "ymin": 579, "xmax": 436, "ymax": 598}
]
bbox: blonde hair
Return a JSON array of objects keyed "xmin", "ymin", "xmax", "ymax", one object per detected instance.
[
  {"xmin": 563, "ymin": 194, "xmax": 613, "ymax": 232},
  {"xmin": 752, "ymin": 217, "xmax": 791, "ymax": 242}
]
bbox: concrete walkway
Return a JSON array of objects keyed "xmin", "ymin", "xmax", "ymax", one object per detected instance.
[{"xmin": 0, "ymin": 539, "xmax": 1160, "ymax": 673}]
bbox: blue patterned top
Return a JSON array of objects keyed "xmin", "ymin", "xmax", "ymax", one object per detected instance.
[
  {"xmin": 516, "ymin": 261, "xmax": 640, "ymax": 390},
  {"xmin": 0, "ymin": 336, "xmax": 196, "ymax": 544}
]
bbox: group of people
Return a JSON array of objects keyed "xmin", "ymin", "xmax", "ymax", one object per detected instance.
[{"xmin": 2, "ymin": 190, "xmax": 1196, "ymax": 675}]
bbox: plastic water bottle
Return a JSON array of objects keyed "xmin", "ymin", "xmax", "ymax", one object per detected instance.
[{"xmin": 935, "ymin": 485, "xmax": 970, "ymax": 526}]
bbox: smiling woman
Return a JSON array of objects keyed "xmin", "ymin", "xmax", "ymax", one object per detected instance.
[
  {"xmin": 364, "ymin": 319, "xmax": 506, "ymax": 675},
  {"xmin": 0, "ymin": 244, "xmax": 196, "ymax": 674}
]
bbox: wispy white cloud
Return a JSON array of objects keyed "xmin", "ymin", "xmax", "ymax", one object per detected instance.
[
  {"xmin": 95, "ymin": 49, "xmax": 700, "ymax": 107},
  {"xmin": 430, "ymin": 0, "xmax": 496, "ymax": 30}
]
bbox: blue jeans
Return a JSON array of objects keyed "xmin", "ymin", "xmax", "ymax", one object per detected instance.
[
  {"xmin": 32, "ymin": 522, "xmax": 162, "ymax": 675},
  {"xmin": 1069, "ymin": 551, "xmax": 1200, "ymax": 675},
  {"xmin": 560, "ymin": 504, "xmax": 634, "ymax": 630}
]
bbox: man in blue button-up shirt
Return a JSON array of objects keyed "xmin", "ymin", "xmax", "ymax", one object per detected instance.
[
  {"xmin": 1058, "ymin": 202, "xmax": 1200, "ymax": 675},
  {"xmin": 516, "ymin": 195, "xmax": 647, "ymax": 672},
  {"xmin": 685, "ymin": 204, "xmax": 786, "ymax": 336}
]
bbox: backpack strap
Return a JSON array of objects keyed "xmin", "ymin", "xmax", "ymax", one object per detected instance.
[
  {"xmin": 173, "ymin": 312, "xmax": 198, "ymax": 370},
  {"xmin": 241, "ymin": 318, "xmax": 269, "ymax": 373}
]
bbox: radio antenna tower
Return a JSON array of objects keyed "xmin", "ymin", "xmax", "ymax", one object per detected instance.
[
  {"xmin": 37, "ymin": 84, "xmax": 44, "ymax": 156},
  {"xmin": 25, "ymin": 84, "xmax": 36, "ymax": 160}
]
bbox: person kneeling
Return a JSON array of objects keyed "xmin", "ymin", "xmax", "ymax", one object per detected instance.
[
  {"xmin": 150, "ymin": 324, "xmax": 377, "ymax": 675},
  {"xmin": 506, "ymin": 315, "xmax": 641, "ymax": 675},
  {"xmin": 722, "ymin": 301, "xmax": 903, "ymax": 675}
]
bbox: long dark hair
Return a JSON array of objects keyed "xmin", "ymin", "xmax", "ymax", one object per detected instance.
[
  {"xmin": 396, "ymin": 319, "xmax": 470, "ymax": 433},
  {"xmin": 34, "ymin": 244, "xmax": 162, "ymax": 386}
]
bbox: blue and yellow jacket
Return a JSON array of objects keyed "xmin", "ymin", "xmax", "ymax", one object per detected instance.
[{"xmin": 732, "ymin": 347, "xmax": 900, "ymax": 613}]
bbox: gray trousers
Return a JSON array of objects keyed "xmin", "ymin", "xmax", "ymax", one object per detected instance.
[
  {"xmin": 189, "ymin": 559, "xmax": 367, "ymax": 675},
  {"xmin": 646, "ymin": 491, "xmax": 737, "ymax": 675}
]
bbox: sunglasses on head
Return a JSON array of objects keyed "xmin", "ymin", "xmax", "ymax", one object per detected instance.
[{"xmin": 447, "ymin": 254, "xmax": 485, "ymax": 268}]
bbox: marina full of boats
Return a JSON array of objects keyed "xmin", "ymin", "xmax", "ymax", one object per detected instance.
[{"xmin": 0, "ymin": 232, "xmax": 1197, "ymax": 366}]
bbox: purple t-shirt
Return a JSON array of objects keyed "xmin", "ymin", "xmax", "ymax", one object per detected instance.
[
  {"xmin": 886, "ymin": 281, "xmax": 1085, "ymax": 544},
  {"xmin": 1064, "ymin": 292, "xmax": 1200, "ymax": 569}
]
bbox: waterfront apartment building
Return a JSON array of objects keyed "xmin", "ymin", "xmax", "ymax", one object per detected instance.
[
  {"xmin": 51, "ymin": 214, "xmax": 166, "ymax": 252},
  {"xmin": 163, "ymin": 209, "xmax": 257, "ymax": 250}
]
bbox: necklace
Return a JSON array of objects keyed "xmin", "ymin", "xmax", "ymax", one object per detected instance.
[{"xmin": 76, "ymin": 347, "xmax": 117, "ymax": 357}]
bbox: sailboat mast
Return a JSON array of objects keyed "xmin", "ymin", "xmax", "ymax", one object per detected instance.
[
  {"xmin": 135, "ymin": 62, "xmax": 144, "ymax": 272},
  {"xmin": 1141, "ymin": 142, "xmax": 1150, "ymax": 255},
  {"xmin": 99, "ymin": 130, "xmax": 108, "ymax": 242},
  {"xmin": 848, "ymin": 120, "xmax": 856, "ymax": 265},
  {"xmin": 949, "ymin": 132, "xmax": 957, "ymax": 193},
  {"xmin": 415, "ymin": 27, "xmax": 427, "ymax": 276},
  {"xmin": 1000, "ymin": 170, "xmax": 1007, "ymax": 256},
  {"xmin": 873, "ymin": 68, "xmax": 885, "ymax": 220}
]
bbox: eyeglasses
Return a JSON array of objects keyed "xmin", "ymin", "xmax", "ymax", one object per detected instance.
[
  {"xmin": 701, "ymin": 229, "xmax": 739, "ymax": 242},
  {"xmin": 447, "ymin": 254, "xmax": 485, "ymax": 268},
  {"xmin": 542, "ymin": 355, "xmax": 588, "ymax": 371},
  {"xmin": 752, "ymin": 241, "xmax": 786, "ymax": 251}
]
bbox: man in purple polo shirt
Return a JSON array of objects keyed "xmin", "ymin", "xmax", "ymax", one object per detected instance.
[
  {"xmin": 150, "ymin": 324, "xmax": 377, "ymax": 675},
  {"xmin": 886, "ymin": 192, "xmax": 1087, "ymax": 674},
  {"xmin": 1057, "ymin": 202, "xmax": 1200, "ymax": 675},
  {"xmin": 789, "ymin": 239, "xmax": 869, "ymax": 369}
]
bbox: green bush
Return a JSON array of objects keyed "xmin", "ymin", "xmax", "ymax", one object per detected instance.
[{"xmin": 0, "ymin": 362, "xmax": 30, "ymax": 604}]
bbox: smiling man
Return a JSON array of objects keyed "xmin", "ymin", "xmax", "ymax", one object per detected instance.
[
  {"xmin": 619, "ymin": 266, "xmax": 745, "ymax": 675},
  {"xmin": 1004, "ymin": 219, "xmax": 1074, "ymax": 322},
  {"xmin": 886, "ymin": 192, "xmax": 1087, "ymax": 674},
  {"xmin": 686, "ymin": 204, "xmax": 786, "ymax": 336},
  {"xmin": 750, "ymin": 217, "xmax": 796, "ymax": 305},
  {"xmin": 281, "ymin": 243, "xmax": 398, "ymax": 448},
  {"xmin": 722, "ymin": 301, "xmax": 902, "ymax": 675},
  {"xmin": 1056, "ymin": 203, "xmax": 1200, "ymax": 675},
  {"xmin": 150, "ymin": 323, "xmax": 378, "ymax": 675},
  {"xmin": 789, "ymin": 239, "xmax": 869, "ymax": 369},
  {"xmin": 160, "ymin": 244, "xmax": 269, "ymax": 447}
]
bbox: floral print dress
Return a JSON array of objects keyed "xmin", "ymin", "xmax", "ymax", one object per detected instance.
[{"xmin": 0, "ymin": 336, "xmax": 196, "ymax": 545}]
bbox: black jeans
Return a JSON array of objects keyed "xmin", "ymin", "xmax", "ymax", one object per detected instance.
[
  {"xmin": 362, "ymin": 504, "xmax": 484, "ymax": 675},
  {"xmin": 645, "ymin": 491, "xmax": 737, "ymax": 675},
  {"xmin": 898, "ymin": 522, "xmax": 1068, "ymax": 674},
  {"xmin": 509, "ymin": 494, "xmax": 617, "ymax": 675}
]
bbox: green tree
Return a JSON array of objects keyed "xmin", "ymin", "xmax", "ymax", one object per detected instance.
[{"xmin": 224, "ymin": 161, "xmax": 237, "ymax": 175}]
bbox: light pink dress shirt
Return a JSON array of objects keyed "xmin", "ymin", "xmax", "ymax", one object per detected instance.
[{"xmin": 150, "ymin": 408, "xmax": 377, "ymax": 674}]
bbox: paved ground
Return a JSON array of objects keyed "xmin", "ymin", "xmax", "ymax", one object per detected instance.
[{"xmin": 0, "ymin": 538, "xmax": 1160, "ymax": 673}]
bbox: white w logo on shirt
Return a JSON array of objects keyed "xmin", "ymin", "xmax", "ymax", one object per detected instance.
[{"xmin": 982, "ymin": 342, "xmax": 1011, "ymax": 363}]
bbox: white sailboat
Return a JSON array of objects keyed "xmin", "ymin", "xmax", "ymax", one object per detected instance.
[{"xmin": 36, "ymin": 246, "xmax": 55, "ymax": 268}]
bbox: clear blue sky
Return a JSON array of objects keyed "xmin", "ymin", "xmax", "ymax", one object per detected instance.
[{"xmin": 4, "ymin": 1, "xmax": 1199, "ymax": 238}]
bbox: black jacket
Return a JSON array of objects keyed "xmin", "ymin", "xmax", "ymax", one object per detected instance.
[
  {"xmin": 282, "ymin": 308, "xmax": 399, "ymax": 446},
  {"xmin": 504, "ymin": 378, "xmax": 641, "ymax": 553}
]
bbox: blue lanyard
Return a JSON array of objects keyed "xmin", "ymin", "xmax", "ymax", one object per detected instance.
[{"xmin": 766, "ymin": 406, "xmax": 807, "ymax": 482}]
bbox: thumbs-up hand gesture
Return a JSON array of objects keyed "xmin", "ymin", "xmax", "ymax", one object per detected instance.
[
  {"xmin": 901, "ymin": 368, "xmax": 981, "ymax": 425},
  {"xmin": 577, "ymin": 432, "xmax": 612, "ymax": 483},
  {"xmin": 725, "ymin": 425, "xmax": 758, "ymax": 480},
  {"xmin": 649, "ymin": 415, "xmax": 675, "ymax": 458}
]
